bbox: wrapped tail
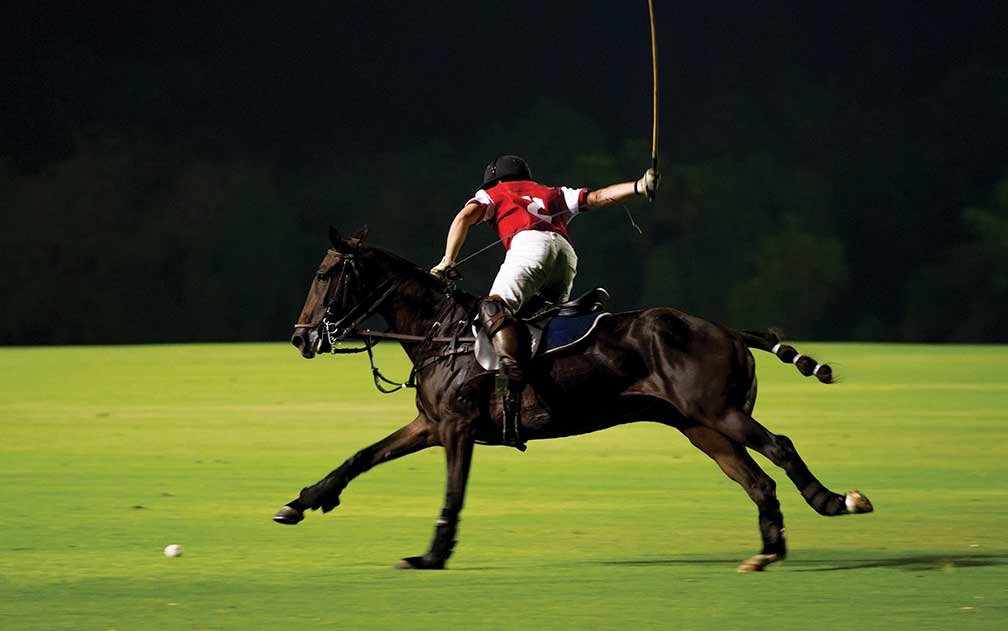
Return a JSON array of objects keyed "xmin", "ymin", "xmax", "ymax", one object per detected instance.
[{"xmin": 736, "ymin": 329, "xmax": 833, "ymax": 384}]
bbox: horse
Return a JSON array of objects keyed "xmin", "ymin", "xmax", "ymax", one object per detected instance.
[{"xmin": 274, "ymin": 227, "xmax": 873, "ymax": 572}]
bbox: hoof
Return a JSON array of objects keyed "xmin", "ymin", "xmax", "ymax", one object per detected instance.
[
  {"xmin": 737, "ymin": 553, "xmax": 781, "ymax": 572},
  {"xmin": 395, "ymin": 556, "xmax": 445, "ymax": 570},
  {"xmin": 844, "ymin": 490, "xmax": 874, "ymax": 514},
  {"xmin": 272, "ymin": 505, "xmax": 304, "ymax": 525}
]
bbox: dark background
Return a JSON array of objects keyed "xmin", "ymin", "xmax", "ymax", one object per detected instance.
[{"xmin": 2, "ymin": 1, "xmax": 1006, "ymax": 344}]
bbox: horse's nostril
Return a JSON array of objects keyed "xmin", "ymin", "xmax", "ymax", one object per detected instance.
[{"xmin": 291, "ymin": 334, "xmax": 304, "ymax": 349}]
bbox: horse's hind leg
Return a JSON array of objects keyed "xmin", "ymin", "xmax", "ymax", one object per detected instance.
[
  {"xmin": 680, "ymin": 425, "xmax": 786, "ymax": 572},
  {"xmin": 274, "ymin": 413, "xmax": 438, "ymax": 524},
  {"xmin": 713, "ymin": 410, "xmax": 873, "ymax": 517}
]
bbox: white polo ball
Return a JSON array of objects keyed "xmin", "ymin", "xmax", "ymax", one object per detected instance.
[{"xmin": 164, "ymin": 544, "xmax": 183, "ymax": 557}]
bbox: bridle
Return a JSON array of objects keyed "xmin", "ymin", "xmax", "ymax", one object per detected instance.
[
  {"xmin": 294, "ymin": 250, "xmax": 399, "ymax": 345},
  {"xmin": 294, "ymin": 248, "xmax": 475, "ymax": 393}
]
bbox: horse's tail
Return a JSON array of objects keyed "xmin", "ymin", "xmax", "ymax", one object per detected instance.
[{"xmin": 735, "ymin": 329, "xmax": 833, "ymax": 384}]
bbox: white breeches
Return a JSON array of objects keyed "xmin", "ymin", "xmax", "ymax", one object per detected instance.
[{"xmin": 489, "ymin": 230, "xmax": 578, "ymax": 312}]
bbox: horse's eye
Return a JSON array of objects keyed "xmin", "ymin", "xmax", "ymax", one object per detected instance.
[{"xmin": 316, "ymin": 272, "xmax": 328, "ymax": 282}]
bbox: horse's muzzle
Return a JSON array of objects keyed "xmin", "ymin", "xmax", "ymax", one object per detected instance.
[{"xmin": 291, "ymin": 327, "xmax": 323, "ymax": 359}]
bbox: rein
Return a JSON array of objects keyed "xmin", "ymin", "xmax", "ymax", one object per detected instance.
[{"xmin": 343, "ymin": 321, "xmax": 475, "ymax": 394}]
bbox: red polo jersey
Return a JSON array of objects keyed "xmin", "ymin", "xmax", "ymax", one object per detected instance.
[{"xmin": 466, "ymin": 180, "xmax": 589, "ymax": 249}]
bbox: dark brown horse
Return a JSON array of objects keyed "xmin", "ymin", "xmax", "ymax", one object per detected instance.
[{"xmin": 274, "ymin": 228, "xmax": 873, "ymax": 571}]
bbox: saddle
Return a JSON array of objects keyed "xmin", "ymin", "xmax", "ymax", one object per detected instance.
[{"xmin": 474, "ymin": 288, "xmax": 611, "ymax": 371}]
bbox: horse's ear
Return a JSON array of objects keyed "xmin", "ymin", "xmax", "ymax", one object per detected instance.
[
  {"xmin": 328, "ymin": 226, "xmax": 343, "ymax": 248},
  {"xmin": 346, "ymin": 225, "xmax": 368, "ymax": 250}
]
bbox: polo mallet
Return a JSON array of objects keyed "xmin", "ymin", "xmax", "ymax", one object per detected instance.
[
  {"xmin": 647, "ymin": 0, "xmax": 659, "ymax": 196},
  {"xmin": 623, "ymin": 0, "xmax": 659, "ymax": 232}
]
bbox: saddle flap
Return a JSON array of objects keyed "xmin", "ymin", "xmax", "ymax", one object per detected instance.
[
  {"xmin": 474, "ymin": 311, "xmax": 610, "ymax": 369},
  {"xmin": 474, "ymin": 320, "xmax": 546, "ymax": 371},
  {"xmin": 474, "ymin": 288, "xmax": 611, "ymax": 371},
  {"xmin": 474, "ymin": 324, "xmax": 498, "ymax": 371}
]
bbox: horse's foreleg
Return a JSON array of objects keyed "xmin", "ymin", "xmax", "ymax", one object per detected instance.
[
  {"xmin": 681, "ymin": 425, "xmax": 786, "ymax": 572},
  {"xmin": 396, "ymin": 420, "xmax": 475, "ymax": 570},
  {"xmin": 273, "ymin": 414, "xmax": 438, "ymax": 524},
  {"xmin": 714, "ymin": 410, "xmax": 873, "ymax": 517}
]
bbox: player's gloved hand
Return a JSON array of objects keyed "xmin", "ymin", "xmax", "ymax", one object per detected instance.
[
  {"xmin": 635, "ymin": 168, "xmax": 660, "ymax": 201},
  {"xmin": 430, "ymin": 256, "xmax": 461, "ymax": 281}
]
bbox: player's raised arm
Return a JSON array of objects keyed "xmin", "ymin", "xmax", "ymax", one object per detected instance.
[{"xmin": 583, "ymin": 168, "xmax": 659, "ymax": 210}]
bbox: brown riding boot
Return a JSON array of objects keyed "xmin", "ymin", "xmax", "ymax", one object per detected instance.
[
  {"xmin": 480, "ymin": 295, "xmax": 527, "ymax": 451},
  {"xmin": 501, "ymin": 381, "xmax": 525, "ymax": 451},
  {"xmin": 491, "ymin": 323, "xmax": 526, "ymax": 451}
]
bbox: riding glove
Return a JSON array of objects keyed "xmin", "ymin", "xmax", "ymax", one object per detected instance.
[
  {"xmin": 635, "ymin": 168, "xmax": 660, "ymax": 201},
  {"xmin": 430, "ymin": 256, "xmax": 460, "ymax": 280}
]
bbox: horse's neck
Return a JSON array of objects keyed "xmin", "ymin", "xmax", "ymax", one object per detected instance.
[{"xmin": 378, "ymin": 274, "xmax": 472, "ymax": 359}]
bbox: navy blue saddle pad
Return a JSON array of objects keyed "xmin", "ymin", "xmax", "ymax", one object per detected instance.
[{"xmin": 538, "ymin": 311, "xmax": 610, "ymax": 355}]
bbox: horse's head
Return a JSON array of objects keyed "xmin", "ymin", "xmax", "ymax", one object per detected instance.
[{"xmin": 291, "ymin": 226, "xmax": 373, "ymax": 358}]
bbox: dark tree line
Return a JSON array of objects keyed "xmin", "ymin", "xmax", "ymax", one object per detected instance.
[
  {"xmin": 2, "ymin": 96, "xmax": 1005, "ymax": 345},
  {"xmin": 3, "ymin": 4, "xmax": 1007, "ymax": 346}
]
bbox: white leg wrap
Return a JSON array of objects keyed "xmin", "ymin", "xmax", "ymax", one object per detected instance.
[
  {"xmin": 813, "ymin": 363, "xmax": 822, "ymax": 375},
  {"xmin": 771, "ymin": 343, "xmax": 781, "ymax": 354},
  {"xmin": 844, "ymin": 493, "xmax": 857, "ymax": 513},
  {"xmin": 792, "ymin": 353, "xmax": 803, "ymax": 365}
]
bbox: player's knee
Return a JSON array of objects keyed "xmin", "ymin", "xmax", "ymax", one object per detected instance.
[{"xmin": 479, "ymin": 295, "xmax": 515, "ymax": 337}]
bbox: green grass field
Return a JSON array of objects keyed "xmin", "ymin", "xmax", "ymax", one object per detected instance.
[{"xmin": 1, "ymin": 342, "xmax": 1006, "ymax": 630}]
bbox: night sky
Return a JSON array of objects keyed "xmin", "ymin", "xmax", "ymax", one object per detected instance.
[
  {"xmin": 3, "ymin": 2, "xmax": 1007, "ymax": 343},
  {"xmin": 6, "ymin": 2, "xmax": 1004, "ymax": 167}
]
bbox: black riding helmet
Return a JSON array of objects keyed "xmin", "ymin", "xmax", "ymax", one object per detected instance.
[{"xmin": 482, "ymin": 155, "xmax": 532, "ymax": 189}]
